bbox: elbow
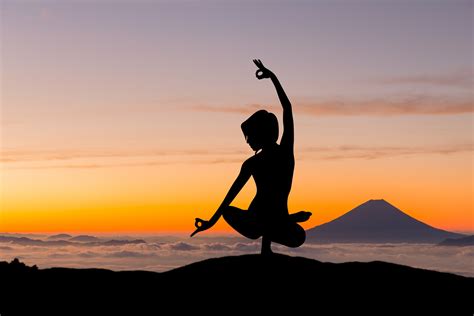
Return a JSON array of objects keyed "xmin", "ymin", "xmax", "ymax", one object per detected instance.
[{"xmin": 282, "ymin": 100, "xmax": 292, "ymax": 109}]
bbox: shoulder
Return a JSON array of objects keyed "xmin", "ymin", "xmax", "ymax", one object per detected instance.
[
  {"xmin": 243, "ymin": 155, "xmax": 257, "ymax": 167},
  {"xmin": 242, "ymin": 154, "xmax": 260, "ymax": 171}
]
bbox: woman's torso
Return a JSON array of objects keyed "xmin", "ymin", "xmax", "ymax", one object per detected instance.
[{"xmin": 246, "ymin": 144, "xmax": 294, "ymax": 222}]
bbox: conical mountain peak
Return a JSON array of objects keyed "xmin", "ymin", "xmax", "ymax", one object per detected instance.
[{"xmin": 307, "ymin": 199, "xmax": 464, "ymax": 243}]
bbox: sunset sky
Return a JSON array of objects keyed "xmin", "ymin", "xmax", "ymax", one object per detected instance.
[{"xmin": 1, "ymin": 0, "xmax": 472, "ymax": 234}]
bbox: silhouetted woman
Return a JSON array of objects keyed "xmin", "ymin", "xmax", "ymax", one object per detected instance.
[{"xmin": 192, "ymin": 59, "xmax": 311, "ymax": 255}]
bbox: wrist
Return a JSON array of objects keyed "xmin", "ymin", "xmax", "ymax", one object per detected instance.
[{"xmin": 209, "ymin": 215, "xmax": 219, "ymax": 225}]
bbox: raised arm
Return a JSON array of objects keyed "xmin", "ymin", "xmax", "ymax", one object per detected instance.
[
  {"xmin": 253, "ymin": 59, "xmax": 294, "ymax": 150},
  {"xmin": 191, "ymin": 161, "xmax": 251, "ymax": 237}
]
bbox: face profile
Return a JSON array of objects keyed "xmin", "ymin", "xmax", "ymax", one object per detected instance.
[{"xmin": 245, "ymin": 134, "xmax": 260, "ymax": 151}]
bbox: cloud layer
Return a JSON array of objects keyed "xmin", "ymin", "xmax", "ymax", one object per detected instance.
[
  {"xmin": 377, "ymin": 69, "xmax": 473, "ymax": 89},
  {"xmin": 1, "ymin": 234, "xmax": 472, "ymax": 277}
]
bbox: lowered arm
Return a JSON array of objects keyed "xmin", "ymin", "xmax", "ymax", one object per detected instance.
[{"xmin": 191, "ymin": 161, "xmax": 251, "ymax": 236}]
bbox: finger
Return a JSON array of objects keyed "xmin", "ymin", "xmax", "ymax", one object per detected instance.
[
  {"xmin": 255, "ymin": 59, "xmax": 263, "ymax": 69},
  {"xmin": 190, "ymin": 228, "xmax": 200, "ymax": 237},
  {"xmin": 253, "ymin": 59, "xmax": 260, "ymax": 67},
  {"xmin": 191, "ymin": 225, "xmax": 203, "ymax": 237}
]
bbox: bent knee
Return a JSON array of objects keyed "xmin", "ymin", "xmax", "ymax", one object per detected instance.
[
  {"xmin": 286, "ymin": 226, "xmax": 306, "ymax": 248},
  {"xmin": 222, "ymin": 207, "xmax": 262, "ymax": 240},
  {"xmin": 222, "ymin": 206, "xmax": 240, "ymax": 222}
]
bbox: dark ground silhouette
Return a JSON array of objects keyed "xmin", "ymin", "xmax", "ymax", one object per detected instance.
[{"xmin": 1, "ymin": 256, "xmax": 472, "ymax": 314}]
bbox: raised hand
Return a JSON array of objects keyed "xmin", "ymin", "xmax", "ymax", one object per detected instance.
[
  {"xmin": 253, "ymin": 59, "xmax": 274, "ymax": 80},
  {"xmin": 190, "ymin": 217, "xmax": 213, "ymax": 237}
]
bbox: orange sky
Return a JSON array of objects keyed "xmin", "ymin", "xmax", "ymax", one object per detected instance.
[
  {"xmin": 1, "ymin": 147, "xmax": 472, "ymax": 233},
  {"xmin": 1, "ymin": 1, "xmax": 472, "ymax": 234}
]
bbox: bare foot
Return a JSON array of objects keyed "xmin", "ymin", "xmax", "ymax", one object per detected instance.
[{"xmin": 290, "ymin": 211, "xmax": 312, "ymax": 223}]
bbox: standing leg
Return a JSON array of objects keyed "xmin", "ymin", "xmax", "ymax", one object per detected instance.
[{"xmin": 261, "ymin": 234, "xmax": 273, "ymax": 255}]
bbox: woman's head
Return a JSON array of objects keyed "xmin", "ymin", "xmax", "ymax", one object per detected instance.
[{"xmin": 241, "ymin": 110, "xmax": 279, "ymax": 151}]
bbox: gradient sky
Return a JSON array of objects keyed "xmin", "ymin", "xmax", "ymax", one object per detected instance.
[{"xmin": 1, "ymin": 0, "xmax": 473, "ymax": 233}]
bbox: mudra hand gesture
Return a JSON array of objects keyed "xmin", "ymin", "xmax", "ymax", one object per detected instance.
[
  {"xmin": 190, "ymin": 218, "xmax": 213, "ymax": 237},
  {"xmin": 253, "ymin": 59, "xmax": 274, "ymax": 80}
]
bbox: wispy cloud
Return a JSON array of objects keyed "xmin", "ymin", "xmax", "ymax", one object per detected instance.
[
  {"xmin": 105, "ymin": 251, "xmax": 151, "ymax": 258},
  {"xmin": 1, "ymin": 144, "xmax": 471, "ymax": 170},
  {"xmin": 191, "ymin": 103, "xmax": 267, "ymax": 114},
  {"xmin": 297, "ymin": 95, "xmax": 473, "ymax": 116},
  {"xmin": 2, "ymin": 161, "xmax": 195, "ymax": 170},
  {"xmin": 377, "ymin": 69, "xmax": 473, "ymax": 89},
  {"xmin": 301, "ymin": 144, "xmax": 474, "ymax": 161},
  {"xmin": 0, "ymin": 148, "xmax": 246, "ymax": 164},
  {"xmin": 0, "ymin": 148, "xmax": 244, "ymax": 163},
  {"xmin": 190, "ymin": 94, "xmax": 473, "ymax": 117},
  {"xmin": 166, "ymin": 242, "xmax": 200, "ymax": 251}
]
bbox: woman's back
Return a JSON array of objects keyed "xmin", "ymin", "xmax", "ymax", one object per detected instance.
[{"xmin": 247, "ymin": 143, "xmax": 294, "ymax": 220}]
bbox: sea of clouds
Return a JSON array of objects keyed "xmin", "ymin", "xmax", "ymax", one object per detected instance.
[{"xmin": 0, "ymin": 234, "xmax": 472, "ymax": 277}]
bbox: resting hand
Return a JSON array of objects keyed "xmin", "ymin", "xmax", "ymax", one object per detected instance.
[
  {"xmin": 190, "ymin": 218, "xmax": 213, "ymax": 237},
  {"xmin": 253, "ymin": 59, "xmax": 274, "ymax": 80}
]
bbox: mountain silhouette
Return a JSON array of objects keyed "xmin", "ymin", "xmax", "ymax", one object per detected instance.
[
  {"xmin": 0, "ymin": 235, "xmax": 145, "ymax": 247},
  {"xmin": 439, "ymin": 235, "xmax": 474, "ymax": 246},
  {"xmin": 0, "ymin": 255, "xmax": 471, "ymax": 314},
  {"xmin": 88, "ymin": 239, "xmax": 146, "ymax": 246},
  {"xmin": 0, "ymin": 235, "xmax": 73, "ymax": 246},
  {"xmin": 68, "ymin": 235, "xmax": 101, "ymax": 242},
  {"xmin": 306, "ymin": 199, "xmax": 464, "ymax": 243},
  {"xmin": 47, "ymin": 233, "xmax": 72, "ymax": 240}
]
